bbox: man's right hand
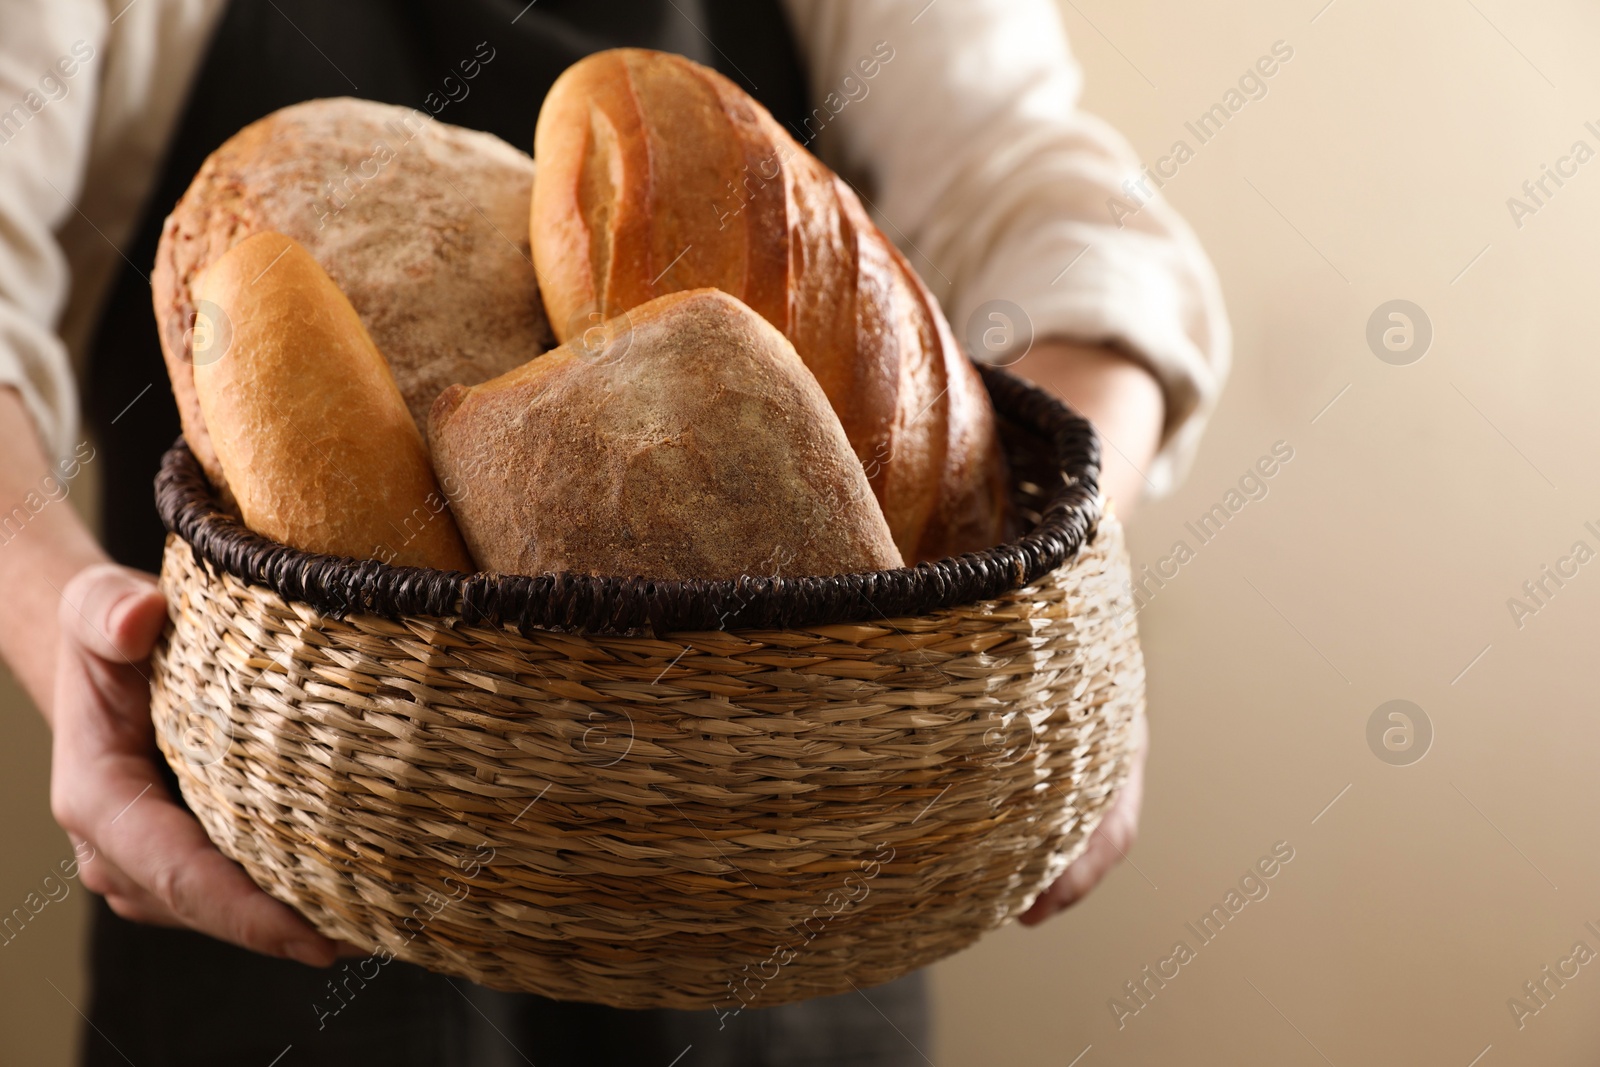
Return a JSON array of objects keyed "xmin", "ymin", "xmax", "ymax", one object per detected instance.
[{"xmin": 48, "ymin": 562, "xmax": 341, "ymax": 967}]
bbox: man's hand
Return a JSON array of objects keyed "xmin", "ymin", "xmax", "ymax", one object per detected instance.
[
  {"xmin": 48, "ymin": 562, "xmax": 341, "ymax": 966},
  {"xmin": 1019, "ymin": 713, "xmax": 1147, "ymax": 924},
  {"xmin": 1010, "ymin": 339, "xmax": 1162, "ymax": 922}
]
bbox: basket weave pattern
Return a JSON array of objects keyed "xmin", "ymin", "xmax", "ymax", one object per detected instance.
[
  {"xmin": 150, "ymin": 523, "xmax": 1141, "ymax": 1008},
  {"xmin": 147, "ymin": 368, "xmax": 1144, "ymax": 1009}
]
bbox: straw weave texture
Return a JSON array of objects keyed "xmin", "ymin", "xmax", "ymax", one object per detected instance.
[
  {"xmin": 146, "ymin": 367, "xmax": 1144, "ymax": 1008},
  {"xmin": 149, "ymin": 519, "xmax": 1141, "ymax": 1008}
]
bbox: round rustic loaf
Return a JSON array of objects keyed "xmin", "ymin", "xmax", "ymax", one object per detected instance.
[{"xmin": 152, "ymin": 98, "xmax": 554, "ymax": 493}]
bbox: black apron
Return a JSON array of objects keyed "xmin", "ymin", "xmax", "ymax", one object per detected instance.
[{"xmin": 79, "ymin": 2, "xmax": 929, "ymax": 1064}]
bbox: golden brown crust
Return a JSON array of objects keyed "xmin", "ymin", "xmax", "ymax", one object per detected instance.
[
  {"xmin": 154, "ymin": 98, "xmax": 554, "ymax": 491},
  {"xmin": 530, "ymin": 49, "xmax": 1009, "ymax": 562},
  {"xmin": 427, "ymin": 289, "xmax": 903, "ymax": 580},
  {"xmin": 193, "ymin": 233, "xmax": 473, "ymax": 572}
]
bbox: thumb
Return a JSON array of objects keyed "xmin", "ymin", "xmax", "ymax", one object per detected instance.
[{"xmin": 59, "ymin": 563, "xmax": 167, "ymax": 664}]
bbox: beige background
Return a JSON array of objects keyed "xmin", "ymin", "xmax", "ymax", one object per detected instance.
[
  {"xmin": 932, "ymin": 0, "xmax": 1600, "ymax": 1064},
  {"xmin": 5, "ymin": 0, "xmax": 1600, "ymax": 1063}
]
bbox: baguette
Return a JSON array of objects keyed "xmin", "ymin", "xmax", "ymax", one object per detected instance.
[
  {"xmin": 193, "ymin": 232, "xmax": 473, "ymax": 572},
  {"xmin": 530, "ymin": 48, "xmax": 1010, "ymax": 562},
  {"xmin": 428, "ymin": 289, "xmax": 904, "ymax": 580}
]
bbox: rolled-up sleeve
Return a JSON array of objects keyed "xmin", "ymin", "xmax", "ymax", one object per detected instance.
[
  {"xmin": 0, "ymin": 0, "xmax": 108, "ymax": 461},
  {"xmin": 782, "ymin": 0, "xmax": 1232, "ymax": 494}
]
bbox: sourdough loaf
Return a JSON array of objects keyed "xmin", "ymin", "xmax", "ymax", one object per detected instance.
[{"xmin": 428, "ymin": 289, "xmax": 904, "ymax": 580}]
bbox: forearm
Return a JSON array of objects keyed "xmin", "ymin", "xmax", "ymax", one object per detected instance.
[
  {"xmin": 0, "ymin": 387, "xmax": 107, "ymax": 722},
  {"xmin": 1010, "ymin": 339, "xmax": 1164, "ymax": 518}
]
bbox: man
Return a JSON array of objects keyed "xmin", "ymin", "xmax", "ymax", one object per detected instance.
[{"xmin": 0, "ymin": 0, "xmax": 1228, "ymax": 1062}]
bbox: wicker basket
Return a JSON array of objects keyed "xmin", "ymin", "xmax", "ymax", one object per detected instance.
[{"xmin": 147, "ymin": 366, "xmax": 1144, "ymax": 1010}]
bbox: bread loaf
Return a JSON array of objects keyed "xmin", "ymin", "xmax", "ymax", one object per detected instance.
[
  {"xmin": 428, "ymin": 289, "xmax": 904, "ymax": 580},
  {"xmin": 154, "ymin": 98, "xmax": 554, "ymax": 494},
  {"xmin": 530, "ymin": 49, "xmax": 1009, "ymax": 563},
  {"xmin": 193, "ymin": 232, "xmax": 473, "ymax": 572}
]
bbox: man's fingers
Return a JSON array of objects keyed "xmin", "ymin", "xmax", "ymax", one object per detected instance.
[
  {"xmin": 88, "ymin": 755, "xmax": 339, "ymax": 966},
  {"xmin": 1020, "ymin": 715, "xmax": 1149, "ymax": 925},
  {"xmin": 73, "ymin": 842, "xmax": 185, "ymax": 927},
  {"xmin": 59, "ymin": 562, "xmax": 168, "ymax": 664},
  {"xmin": 104, "ymin": 892, "xmax": 185, "ymax": 928},
  {"xmin": 1019, "ymin": 832, "xmax": 1118, "ymax": 924},
  {"xmin": 1019, "ymin": 820, "xmax": 1126, "ymax": 923},
  {"xmin": 50, "ymin": 563, "xmax": 334, "ymax": 965}
]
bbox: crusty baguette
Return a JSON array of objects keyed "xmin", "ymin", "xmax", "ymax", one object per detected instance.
[
  {"xmin": 428, "ymin": 289, "xmax": 904, "ymax": 580},
  {"xmin": 193, "ymin": 232, "xmax": 473, "ymax": 572},
  {"xmin": 155, "ymin": 98, "xmax": 554, "ymax": 494},
  {"xmin": 530, "ymin": 48, "xmax": 1009, "ymax": 563}
]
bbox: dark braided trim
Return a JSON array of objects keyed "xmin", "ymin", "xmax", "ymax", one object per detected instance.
[{"xmin": 155, "ymin": 364, "xmax": 1101, "ymax": 635}]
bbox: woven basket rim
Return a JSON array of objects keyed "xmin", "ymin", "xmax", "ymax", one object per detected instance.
[{"xmin": 154, "ymin": 364, "xmax": 1101, "ymax": 635}]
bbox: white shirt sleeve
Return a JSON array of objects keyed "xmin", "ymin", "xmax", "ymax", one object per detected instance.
[
  {"xmin": 0, "ymin": 0, "xmax": 222, "ymax": 463},
  {"xmin": 0, "ymin": 0, "xmax": 108, "ymax": 461},
  {"xmin": 781, "ymin": 0, "xmax": 1232, "ymax": 494}
]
